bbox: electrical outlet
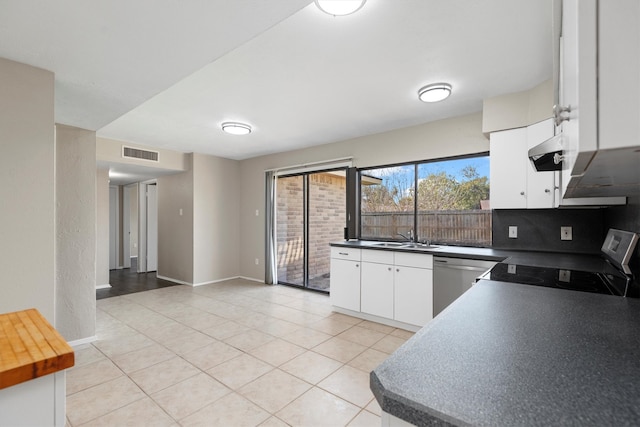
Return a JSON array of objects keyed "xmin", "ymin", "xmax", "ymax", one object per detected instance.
[
  {"xmin": 559, "ymin": 270, "xmax": 571, "ymax": 282},
  {"xmin": 561, "ymin": 226, "xmax": 572, "ymax": 241},
  {"xmin": 508, "ymin": 226, "xmax": 518, "ymax": 239},
  {"xmin": 255, "ymin": 258, "xmax": 259, "ymax": 265},
  {"xmin": 507, "ymin": 264, "xmax": 517, "ymax": 274}
]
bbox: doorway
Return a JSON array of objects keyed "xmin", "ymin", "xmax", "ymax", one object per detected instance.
[
  {"xmin": 137, "ymin": 181, "xmax": 158, "ymax": 273},
  {"xmin": 276, "ymin": 170, "xmax": 347, "ymax": 292}
]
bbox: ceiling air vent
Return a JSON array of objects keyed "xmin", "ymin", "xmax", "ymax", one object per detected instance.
[{"xmin": 122, "ymin": 146, "xmax": 159, "ymax": 162}]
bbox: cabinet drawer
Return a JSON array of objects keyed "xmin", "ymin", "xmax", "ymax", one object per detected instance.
[
  {"xmin": 362, "ymin": 249, "xmax": 394, "ymax": 264},
  {"xmin": 395, "ymin": 252, "xmax": 433, "ymax": 269},
  {"xmin": 331, "ymin": 247, "xmax": 361, "ymax": 261}
]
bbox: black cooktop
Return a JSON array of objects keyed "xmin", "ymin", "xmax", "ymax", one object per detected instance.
[{"xmin": 484, "ymin": 263, "xmax": 631, "ymax": 296}]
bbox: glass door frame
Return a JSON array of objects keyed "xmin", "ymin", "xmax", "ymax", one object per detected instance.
[{"xmin": 276, "ymin": 167, "xmax": 348, "ymax": 293}]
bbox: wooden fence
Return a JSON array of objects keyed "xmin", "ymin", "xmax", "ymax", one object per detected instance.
[{"xmin": 361, "ymin": 210, "xmax": 492, "ymax": 246}]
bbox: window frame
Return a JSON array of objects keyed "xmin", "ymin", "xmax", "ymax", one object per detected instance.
[{"xmin": 357, "ymin": 152, "xmax": 491, "ymax": 247}]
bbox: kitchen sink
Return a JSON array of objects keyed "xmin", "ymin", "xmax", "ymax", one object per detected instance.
[
  {"xmin": 401, "ymin": 243, "xmax": 439, "ymax": 249},
  {"xmin": 371, "ymin": 242, "xmax": 439, "ymax": 249}
]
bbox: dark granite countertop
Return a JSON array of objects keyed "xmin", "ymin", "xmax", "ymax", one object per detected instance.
[
  {"xmin": 371, "ymin": 280, "xmax": 640, "ymax": 426},
  {"xmin": 331, "ymin": 240, "xmax": 610, "ymax": 271}
]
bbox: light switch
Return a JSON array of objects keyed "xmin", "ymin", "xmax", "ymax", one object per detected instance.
[
  {"xmin": 509, "ymin": 226, "xmax": 518, "ymax": 239},
  {"xmin": 255, "ymin": 209, "xmax": 259, "ymax": 216},
  {"xmin": 561, "ymin": 226, "xmax": 572, "ymax": 240},
  {"xmin": 179, "ymin": 208, "xmax": 183, "ymax": 216}
]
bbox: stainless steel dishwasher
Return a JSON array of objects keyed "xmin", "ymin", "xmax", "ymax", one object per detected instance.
[{"xmin": 433, "ymin": 257, "xmax": 496, "ymax": 316}]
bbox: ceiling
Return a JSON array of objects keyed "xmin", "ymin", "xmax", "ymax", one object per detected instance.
[{"xmin": 1, "ymin": 0, "xmax": 553, "ymax": 181}]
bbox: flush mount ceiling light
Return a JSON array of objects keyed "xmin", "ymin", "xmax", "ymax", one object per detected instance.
[
  {"xmin": 221, "ymin": 122, "xmax": 252, "ymax": 135},
  {"xmin": 418, "ymin": 83, "xmax": 452, "ymax": 103},
  {"xmin": 314, "ymin": 0, "xmax": 366, "ymax": 16}
]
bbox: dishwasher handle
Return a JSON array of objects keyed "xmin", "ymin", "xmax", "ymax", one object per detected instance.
[
  {"xmin": 434, "ymin": 259, "xmax": 490, "ymax": 272},
  {"xmin": 438, "ymin": 264, "xmax": 487, "ymax": 273}
]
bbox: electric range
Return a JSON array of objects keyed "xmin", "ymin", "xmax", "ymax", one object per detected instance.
[{"xmin": 482, "ymin": 229, "xmax": 639, "ymax": 297}]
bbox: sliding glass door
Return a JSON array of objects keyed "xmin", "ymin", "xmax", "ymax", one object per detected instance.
[{"xmin": 276, "ymin": 170, "xmax": 346, "ymax": 292}]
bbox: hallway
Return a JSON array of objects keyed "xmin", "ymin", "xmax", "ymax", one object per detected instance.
[{"xmin": 98, "ymin": 259, "xmax": 178, "ymax": 300}]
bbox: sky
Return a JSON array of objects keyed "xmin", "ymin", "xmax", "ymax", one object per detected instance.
[{"xmin": 366, "ymin": 156, "xmax": 490, "ymax": 187}]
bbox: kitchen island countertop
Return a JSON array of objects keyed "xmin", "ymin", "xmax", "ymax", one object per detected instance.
[
  {"xmin": 331, "ymin": 240, "xmax": 613, "ymax": 273},
  {"xmin": 370, "ymin": 280, "xmax": 640, "ymax": 426}
]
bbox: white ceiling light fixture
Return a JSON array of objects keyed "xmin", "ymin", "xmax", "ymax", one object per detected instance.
[
  {"xmin": 314, "ymin": 0, "xmax": 366, "ymax": 16},
  {"xmin": 221, "ymin": 122, "xmax": 252, "ymax": 135},
  {"xmin": 418, "ymin": 83, "xmax": 452, "ymax": 103}
]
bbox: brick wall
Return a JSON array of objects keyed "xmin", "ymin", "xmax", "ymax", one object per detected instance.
[{"xmin": 276, "ymin": 173, "xmax": 346, "ymax": 286}]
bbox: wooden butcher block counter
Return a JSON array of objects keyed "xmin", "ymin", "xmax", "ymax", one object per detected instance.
[{"xmin": 0, "ymin": 308, "xmax": 74, "ymax": 389}]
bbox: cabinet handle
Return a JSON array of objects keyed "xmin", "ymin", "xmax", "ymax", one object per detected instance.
[
  {"xmin": 388, "ymin": 267, "xmax": 392, "ymax": 271},
  {"xmin": 339, "ymin": 252, "xmax": 349, "ymax": 256},
  {"xmin": 396, "ymin": 268, "xmax": 400, "ymax": 272},
  {"xmin": 545, "ymin": 189, "xmax": 551, "ymax": 193},
  {"xmin": 355, "ymin": 264, "xmax": 359, "ymax": 267},
  {"xmin": 520, "ymin": 191, "xmax": 525, "ymax": 196},
  {"xmin": 553, "ymin": 104, "xmax": 571, "ymax": 126}
]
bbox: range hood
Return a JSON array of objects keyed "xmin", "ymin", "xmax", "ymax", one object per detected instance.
[{"xmin": 528, "ymin": 134, "xmax": 563, "ymax": 172}]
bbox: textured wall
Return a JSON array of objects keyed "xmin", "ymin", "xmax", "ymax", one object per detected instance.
[
  {"xmin": 96, "ymin": 168, "xmax": 110, "ymax": 287},
  {"xmin": 55, "ymin": 125, "xmax": 96, "ymax": 341},
  {"xmin": 0, "ymin": 58, "xmax": 55, "ymax": 322}
]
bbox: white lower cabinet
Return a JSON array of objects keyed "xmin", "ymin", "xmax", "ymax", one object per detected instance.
[
  {"xmin": 330, "ymin": 248, "xmax": 361, "ymax": 311},
  {"xmin": 333, "ymin": 248, "xmax": 433, "ymax": 329},
  {"xmin": 361, "ymin": 250, "xmax": 394, "ymax": 319},
  {"xmin": 394, "ymin": 265, "xmax": 433, "ymax": 326},
  {"xmin": 394, "ymin": 252, "xmax": 433, "ymax": 327}
]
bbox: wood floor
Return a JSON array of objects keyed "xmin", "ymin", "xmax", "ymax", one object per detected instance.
[{"xmin": 97, "ymin": 258, "xmax": 178, "ymax": 300}]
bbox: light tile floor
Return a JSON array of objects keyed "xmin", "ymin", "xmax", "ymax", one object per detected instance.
[{"xmin": 66, "ymin": 278, "xmax": 414, "ymax": 426}]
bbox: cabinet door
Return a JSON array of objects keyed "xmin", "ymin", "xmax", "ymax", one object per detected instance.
[
  {"xmin": 330, "ymin": 258, "xmax": 360, "ymax": 311},
  {"xmin": 526, "ymin": 119, "xmax": 556, "ymax": 208},
  {"xmin": 490, "ymin": 127, "xmax": 528, "ymax": 209},
  {"xmin": 361, "ymin": 262, "xmax": 394, "ymax": 319},
  {"xmin": 394, "ymin": 266, "xmax": 433, "ymax": 327},
  {"xmin": 560, "ymin": 0, "xmax": 598, "ymax": 197}
]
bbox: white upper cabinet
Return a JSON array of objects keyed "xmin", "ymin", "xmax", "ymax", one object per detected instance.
[
  {"xmin": 490, "ymin": 119, "xmax": 555, "ymax": 209},
  {"xmin": 559, "ymin": 0, "xmax": 640, "ymax": 198}
]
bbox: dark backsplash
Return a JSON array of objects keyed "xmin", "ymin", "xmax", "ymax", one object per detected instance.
[
  {"xmin": 492, "ymin": 197, "xmax": 640, "ymax": 278},
  {"xmin": 492, "ymin": 208, "xmax": 605, "ymax": 254},
  {"xmin": 604, "ymin": 195, "xmax": 640, "ymax": 278}
]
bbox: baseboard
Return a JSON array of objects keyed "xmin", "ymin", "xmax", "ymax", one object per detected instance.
[
  {"xmin": 156, "ymin": 274, "xmax": 267, "ymax": 287},
  {"xmin": 68, "ymin": 335, "xmax": 97, "ymax": 347},
  {"xmin": 156, "ymin": 275, "xmax": 192, "ymax": 286},
  {"xmin": 191, "ymin": 276, "xmax": 244, "ymax": 287},
  {"xmin": 238, "ymin": 276, "xmax": 265, "ymax": 284},
  {"xmin": 331, "ymin": 306, "xmax": 421, "ymax": 333},
  {"xmin": 95, "ymin": 284, "xmax": 112, "ymax": 290}
]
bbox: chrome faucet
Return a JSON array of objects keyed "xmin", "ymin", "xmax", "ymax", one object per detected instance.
[{"xmin": 397, "ymin": 229, "xmax": 415, "ymax": 243}]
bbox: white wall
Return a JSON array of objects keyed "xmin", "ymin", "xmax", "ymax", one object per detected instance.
[
  {"xmin": 55, "ymin": 124, "xmax": 96, "ymax": 341},
  {"xmin": 238, "ymin": 112, "xmax": 489, "ymax": 281},
  {"xmin": 0, "ymin": 57, "xmax": 55, "ymax": 322},
  {"xmin": 192, "ymin": 153, "xmax": 240, "ymax": 284},
  {"xmin": 157, "ymin": 153, "xmax": 241, "ymax": 285},
  {"xmin": 96, "ymin": 168, "xmax": 110, "ymax": 287},
  {"xmin": 157, "ymin": 156, "xmax": 194, "ymax": 283},
  {"xmin": 482, "ymin": 79, "xmax": 553, "ymax": 133},
  {"xmin": 97, "ymin": 137, "xmax": 188, "ymax": 172}
]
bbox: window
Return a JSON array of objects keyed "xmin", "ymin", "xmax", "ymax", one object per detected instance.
[{"xmin": 359, "ymin": 154, "xmax": 491, "ymax": 246}]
